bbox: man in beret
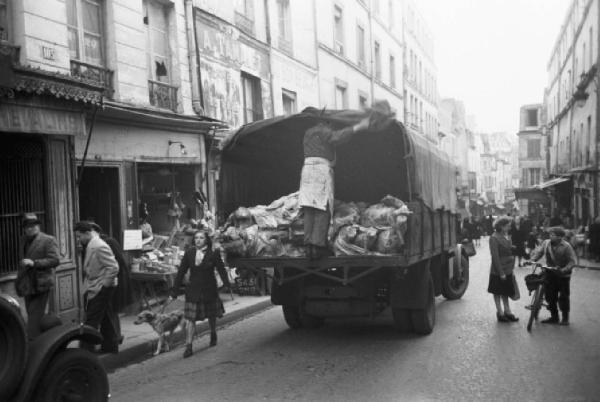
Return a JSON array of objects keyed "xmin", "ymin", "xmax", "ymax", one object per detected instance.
[
  {"xmin": 17, "ymin": 213, "xmax": 60, "ymax": 339},
  {"xmin": 529, "ymin": 226, "xmax": 577, "ymax": 325}
]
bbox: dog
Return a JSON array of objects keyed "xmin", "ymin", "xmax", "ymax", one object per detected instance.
[{"xmin": 134, "ymin": 309, "xmax": 184, "ymax": 355}]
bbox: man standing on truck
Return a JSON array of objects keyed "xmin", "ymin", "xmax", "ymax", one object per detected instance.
[{"xmin": 299, "ymin": 115, "xmax": 371, "ymax": 259}]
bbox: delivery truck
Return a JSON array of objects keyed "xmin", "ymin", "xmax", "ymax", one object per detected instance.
[{"xmin": 216, "ymin": 107, "xmax": 469, "ymax": 335}]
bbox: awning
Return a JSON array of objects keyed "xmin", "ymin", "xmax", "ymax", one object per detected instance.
[{"xmin": 535, "ymin": 177, "xmax": 570, "ymax": 189}]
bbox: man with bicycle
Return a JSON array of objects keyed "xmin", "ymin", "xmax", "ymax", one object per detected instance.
[{"xmin": 529, "ymin": 226, "xmax": 577, "ymax": 325}]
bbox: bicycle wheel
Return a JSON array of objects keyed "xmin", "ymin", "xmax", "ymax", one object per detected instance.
[{"xmin": 527, "ymin": 285, "xmax": 542, "ymax": 332}]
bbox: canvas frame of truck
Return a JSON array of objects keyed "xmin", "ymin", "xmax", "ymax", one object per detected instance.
[{"xmin": 216, "ymin": 107, "xmax": 469, "ymax": 335}]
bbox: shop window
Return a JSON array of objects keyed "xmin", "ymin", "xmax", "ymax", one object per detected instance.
[
  {"xmin": 282, "ymin": 88, "xmax": 297, "ymax": 115},
  {"xmin": 242, "ymin": 72, "xmax": 263, "ymax": 123},
  {"xmin": 0, "ymin": 137, "xmax": 46, "ymax": 276},
  {"xmin": 277, "ymin": 0, "xmax": 292, "ymax": 46},
  {"xmin": 66, "ymin": 0, "xmax": 104, "ymax": 66},
  {"xmin": 0, "ymin": 0, "xmax": 9, "ymax": 42},
  {"xmin": 137, "ymin": 164, "xmax": 200, "ymax": 237}
]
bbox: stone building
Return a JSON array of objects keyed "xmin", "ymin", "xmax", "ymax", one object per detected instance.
[
  {"xmin": 545, "ymin": 0, "xmax": 598, "ymax": 226},
  {"xmin": 0, "ymin": 0, "xmax": 223, "ymax": 319},
  {"xmin": 514, "ymin": 103, "xmax": 549, "ymax": 221}
]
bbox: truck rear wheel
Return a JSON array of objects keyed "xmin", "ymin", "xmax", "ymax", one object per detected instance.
[
  {"xmin": 282, "ymin": 305, "xmax": 302, "ymax": 329},
  {"xmin": 410, "ymin": 277, "xmax": 435, "ymax": 335},
  {"xmin": 442, "ymin": 248, "xmax": 469, "ymax": 300},
  {"xmin": 392, "ymin": 308, "xmax": 413, "ymax": 333}
]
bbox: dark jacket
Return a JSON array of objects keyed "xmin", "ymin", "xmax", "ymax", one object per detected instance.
[
  {"xmin": 303, "ymin": 123, "xmax": 355, "ymax": 161},
  {"xmin": 530, "ymin": 239, "xmax": 577, "ymax": 278},
  {"xmin": 19, "ymin": 232, "xmax": 60, "ymax": 294},
  {"xmin": 489, "ymin": 232, "xmax": 515, "ymax": 277},
  {"xmin": 102, "ymin": 235, "xmax": 133, "ymax": 312},
  {"xmin": 172, "ymin": 247, "xmax": 230, "ymax": 303}
]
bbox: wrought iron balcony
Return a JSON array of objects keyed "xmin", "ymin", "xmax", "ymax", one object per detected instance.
[
  {"xmin": 70, "ymin": 60, "xmax": 114, "ymax": 97},
  {"xmin": 235, "ymin": 11, "xmax": 255, "ymax": 36},
  {"xmin": 148, "ymin": 80, "xmax": 178, "ymax": 112}
]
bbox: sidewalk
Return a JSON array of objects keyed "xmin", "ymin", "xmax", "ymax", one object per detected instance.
[
  {"xmin": 577, "ymin": 257, "xmax": 600, "ymax": 270},
  {"xmin": 99, "ymin": 294, "xmax": 272, "ymax": 371}
]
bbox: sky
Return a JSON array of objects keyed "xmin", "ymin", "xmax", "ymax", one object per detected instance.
[{"xmin": 417, "ymin": 0, "xmax": 570, "ymax": 136}]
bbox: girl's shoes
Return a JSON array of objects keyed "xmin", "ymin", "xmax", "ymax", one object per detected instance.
[
  {"xmin": 497, "ymin": 312, "xmax": 509, "ymax": 322},
  {"xmin": 183, "ymin": 344, "xmax": 193, "ymax": 358}
]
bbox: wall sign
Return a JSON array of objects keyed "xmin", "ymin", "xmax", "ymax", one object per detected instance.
[
  {"xmin": 123, "ymin": 230, "xmax": 143, "ymax": 251},
  {"xmin": 0, "ymin": 102, "xmax": 84, "ymax": 135}
]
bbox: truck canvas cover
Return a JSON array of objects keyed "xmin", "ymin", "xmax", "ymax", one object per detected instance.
[{"xmin": 219, "ymin": 107, "xmax": 457, "ymax": 216}]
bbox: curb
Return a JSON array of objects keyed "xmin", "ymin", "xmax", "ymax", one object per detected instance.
[{"xmin": 99, "ymin": 299, "xmax": 274, "ymax": 372}]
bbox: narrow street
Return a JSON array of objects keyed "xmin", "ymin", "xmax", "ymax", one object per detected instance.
[{"xmin": 108, "ymin": 237, "xmax": 600, "ymax": 402}]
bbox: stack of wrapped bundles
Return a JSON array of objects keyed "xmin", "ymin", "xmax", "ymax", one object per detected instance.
[{"xmin": 217, "ymin": 193, "xmax": 411, "ymax": 258}]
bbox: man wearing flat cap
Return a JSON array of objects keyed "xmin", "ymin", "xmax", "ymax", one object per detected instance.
[
  {"xmin": 16, "ymin": 213, "xmax": 60, "ymax": 339},
  {"xmin": 529, "ymin": 226, "xmax": 577, "ymax": 325}
]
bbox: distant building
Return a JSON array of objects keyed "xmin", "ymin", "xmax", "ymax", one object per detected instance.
[{"xmin": 514, "ymin": 104, "xmax": 549, "ymax": 221}]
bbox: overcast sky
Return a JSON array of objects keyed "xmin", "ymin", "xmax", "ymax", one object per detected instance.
[{"xmin": 417, "ymin": 0, "xmax": 570, "ymax": 136}]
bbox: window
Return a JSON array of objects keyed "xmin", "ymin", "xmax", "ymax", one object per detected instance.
[
  {"xmin": 242, "ymin": 72, "xmax": 263, "ymax": 123},
  {"xmin": 242, "ymin": 0, "xmax": 254, "ymax": 16},
  {"xmin": 527, "ymin": 139, "xmax": 541, "ymax": 158},
  {"xmin": 277, "ymin": 0, "xmax": 291, "ymax": 40},
  {"xmin": 282, "ymin": 89, "xmax": 296, "ymax": 115},
  {"xmin": 358, "ymin": 92, "xmax": 368, "ymax": 109},
  {"xmin": 66, "ymin": 0, "xmax": 104, "ymax": 65},
  {"xmin": 333, "ymin": 5, "xmax": 344, "ymax": 55},
  {"xmin": 144, "ymin": 0, "xmax": 170, "ymax": 83},
  {"xmin": 335, "ymin": 82, "xmax": 347, "ymax": 108},
  {"xmin": 0, "ymin": 0, "xmax": 9, "ymax": 42},
  {"xmin": 356, "ymin": 25, "xmax": 365, "ymax": 67},
  {"xmin": 388, "ymin": 0, "xmax": 394, "ymax": 27},
  {"xmin": 374, "ymin": 41, "xmax": 381, "ymax": 80},
  {"xmin": 529, "ymin": 168, "xmax": 541, "ymax": 186},
  {"xmin": 389, "ymin": 54, "xmax": 396, "ymax": 88},
  {"xmin": 526, "ymin": 109, "xmax": 538, "ymax": 127},
  {"xmin": 0, "ymin": 137, "xmax": 46, "ymax": 275}
]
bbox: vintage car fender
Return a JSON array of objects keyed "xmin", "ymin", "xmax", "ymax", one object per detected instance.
[
  {"xmin": 0, "ymin": 294, "xmax": 27, "ymax": 401},
  {"xmin": 13, "ymin": 323, "xmax": 103, "ymax": 402}
]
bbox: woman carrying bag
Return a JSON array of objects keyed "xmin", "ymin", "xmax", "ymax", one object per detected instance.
[
  {"xmin": 488, "ymin": 217, "xmax": 520, "ymax": 323},
  {"xmin": 170, "ymin": 230, "xmax": 231, "ymax": 358}
]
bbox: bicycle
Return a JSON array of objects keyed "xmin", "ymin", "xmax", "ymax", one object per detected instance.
[{"xmin": 523, "ymin": 262, "xmax": 559, "ymax": 332}]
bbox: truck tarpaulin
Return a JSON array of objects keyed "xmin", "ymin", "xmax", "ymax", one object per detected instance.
[{"xmin": 219, "ymin": 107, "xmax": 457, "ymax": 216}]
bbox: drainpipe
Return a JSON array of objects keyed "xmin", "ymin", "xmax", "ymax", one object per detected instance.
[
  {"xmin": 185, "ymin": 0, "xmax": 204, "ymax": 115},
  {"xmin": 367, "ymin": 3, "xmax": 375, "ymax": 101},
  {"xmin": 595, "ymin": 0, "xmax": 600, "ymax": 219},
  {"xmin": 264, "ymin": 0, "xmax": 276, "ymax": 118}
]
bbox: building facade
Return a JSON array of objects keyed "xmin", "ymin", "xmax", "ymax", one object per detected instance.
[
  {"xmin": 0, "ymin": 0, "xmax": 224, "ymax": 319},
  {"xmin": 514, "ymin": 103, "xmax": 549, "ymax": 220},
  {"xmin": 402, "ymin": 0, "xmax": 438, "ymax": 143},
  {"xmin": 545, "ymin": 0, "xmax": 598, "ymax": 226}
]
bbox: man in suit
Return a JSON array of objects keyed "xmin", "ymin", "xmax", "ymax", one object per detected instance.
[
  {"xmin": 74, "ymin": 221, "xmax": 120, "ymax": 353},
  {"xmin": 18, "ymin": 213, "xmax": 60, "ymax": 340}
]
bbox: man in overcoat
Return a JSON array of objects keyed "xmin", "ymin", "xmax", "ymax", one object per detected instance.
[
  {"xmin": 17, "ymin": 213, "xmax": 60, "ymax": 339},
  {"xmin": 74, "ymin": 221, "xmax": 120, "ymax": 353}
]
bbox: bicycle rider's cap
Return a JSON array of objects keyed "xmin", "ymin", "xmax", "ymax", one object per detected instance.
[{"xmin": 548, "ymin": 227, "xmax": 566, "ymax": 237}]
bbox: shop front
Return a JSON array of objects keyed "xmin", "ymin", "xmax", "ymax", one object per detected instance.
[
  {"xmin": 74, "ymin": 103, "xmax": 225, "ymax": 309},
  {"xmin": 0, "ymin": 53, "xmax": 105, "ymax": 322},
  {"xmin": 514, "ymin": 187, "xmax": 549, "ymax": 226}
]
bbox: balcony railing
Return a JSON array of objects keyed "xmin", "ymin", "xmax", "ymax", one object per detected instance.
[
  {"xmin": 235, "ymin": 11, "xmax": 255, "ymax": 36},
  {"xmin": 70, "ymin": 60, "xmax": 114, "ymax": 97},
  {"xmin": 148, "ymin": 80, "xmax": 178, "ymax": 112}
]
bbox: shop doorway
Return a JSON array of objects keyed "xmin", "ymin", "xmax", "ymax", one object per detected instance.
[{"xmin": 79, "ymin": 167, "xmax": 121, "ymax": 241}]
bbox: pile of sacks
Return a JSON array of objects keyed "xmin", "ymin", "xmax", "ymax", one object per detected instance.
[{"xmin": 217, "ymin": 193, "xmax": 411, "ymax": 258}]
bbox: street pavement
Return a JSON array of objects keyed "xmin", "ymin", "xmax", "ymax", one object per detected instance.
[{"xmin": 108, "ymin": 237, "xmax": 600, "ymax": 402}]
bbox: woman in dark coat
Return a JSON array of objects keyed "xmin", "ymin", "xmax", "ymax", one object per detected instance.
[
  {"xmin": 171, "ymin": 230, "xmax": 230, "ymax": 358},
  {"xmin": 488, "ymin": 217, "xmax": 520, "ymax": 323}
]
